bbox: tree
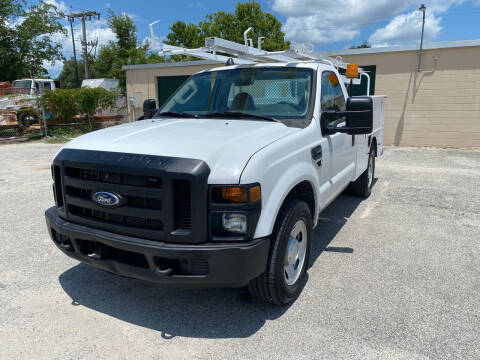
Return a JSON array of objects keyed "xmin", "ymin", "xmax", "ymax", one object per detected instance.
[
  {"xmin": 92, "ymin": 11, "xmax": 150, "ymax": 91},
  {"xmin": 58, "ymin": 10, "xmax": 152, "ymax": 92},
  {"xmin": 106, "ymin": 9, "xmax": 137, "ymax": 52},
  {"xmin": 165, "ymin": 1, "xmax": 289, "ymax": 52},
  {"xmin": 350, "ymin": 40, "xmax": 371, "ymax": 49},
  {"xmin": 57, "ymin": 56, "xmax": 96, "ymax": 89},
  {"xmin": 0, "ymin": 0, "xmax": 66, "ymax": 81}
]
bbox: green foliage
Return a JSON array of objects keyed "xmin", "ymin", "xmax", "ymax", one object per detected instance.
[
  {"xmin": 165, "ymin": 1, "xmax": 289, "ymax": 51},
  {"xmin": 350, "ymin": 40, "xmax": 371, "ymax": 49},
  {"xmin": 40, "ymin": 88, "xmax": 118, "ymax": 122},
  {"xmin": 106, "ymin": 10, "xmax": 137, "ymax": 51},
  {"xmin": 0, "ymin": 0, "xmax": 66, "ymax": 81},
  {"xmin": 93, "ymin": 43, "xmax": 149, "ymax": 92},
  {"xmin": 41, "ymin": 89, "xmax": 77, "ymax": 122},
  {"xmin": 91, "ymin": 10, "xmax": 156, "ymax": 91},
  {"xmin": 76, "ymin": 87, "xmax": 118, "ymax": 119},
  {"xmin": 58, "ymin": 10, "xmax": 165, "ymax": 92},
  {"xmin": 57, "ymin": 56, "xmax": 97, "ymax": 89},
  {"xmin": 45, "ymin": 124, "xmax": 94, "ymax": 143}
]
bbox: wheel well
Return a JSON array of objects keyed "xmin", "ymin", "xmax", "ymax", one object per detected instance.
[{"xmin": 280, "ymin": 181, "xmax": 316, "ymax": 221}]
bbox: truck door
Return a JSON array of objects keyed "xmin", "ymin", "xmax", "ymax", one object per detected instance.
[{"xmin": 320, "ymin": 71, "xmax": 356, "ymax": 196}]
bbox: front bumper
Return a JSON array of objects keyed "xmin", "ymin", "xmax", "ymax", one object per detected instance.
[{"xmin": 45, "ymin": 207, "xmax": 269, "ymax": 288}]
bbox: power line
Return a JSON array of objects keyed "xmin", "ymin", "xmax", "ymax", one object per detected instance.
[{"xmin": 67, "ymin": 11, "xmax": 100, "ymax": 80}]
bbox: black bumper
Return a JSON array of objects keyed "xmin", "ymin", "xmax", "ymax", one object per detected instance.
[{"xmin": 46, "ymin": 207, "xmax": 269, "ymax": 288}]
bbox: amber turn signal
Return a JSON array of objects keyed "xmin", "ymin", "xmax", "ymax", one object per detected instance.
[
  {"xmin": 212, "ymin": 185, "xmax": 261, "ymax": 204},
  {"xmin": 221, "ymin": 187, "xmax": 247, "ymax": 203},
  {"xmin": 249, "ymin": 185, "xmax": 261, "ymax": 202}
]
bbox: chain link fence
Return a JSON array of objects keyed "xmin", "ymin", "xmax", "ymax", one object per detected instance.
[{"xmin": 0, "ymin": 125, "xmax": 24, "ymax": 138}]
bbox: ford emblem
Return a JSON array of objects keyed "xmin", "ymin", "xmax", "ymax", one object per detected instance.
[{"xmin": 92, "ymin": 191, "xmax": 123, "ymax": 207}]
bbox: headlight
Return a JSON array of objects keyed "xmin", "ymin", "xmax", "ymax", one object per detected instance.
[
  {"xmin": 222, "ymin": 213, "xmax": 247, "ymax": 234},
  {"xmin": 209, "ymin": 184, "xmax": 262, "ymax": 241}
]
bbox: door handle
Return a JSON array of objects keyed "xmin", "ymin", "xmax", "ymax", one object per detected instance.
[{"xmin": 311, "ymin": 146, "xmax": 322, "ymax": 167}]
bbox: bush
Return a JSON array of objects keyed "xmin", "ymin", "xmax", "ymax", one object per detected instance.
[
  {"xmin": 40, "ymin": 87, "xmax": 118, "ymax": 123},
  {"xmin": 40, "ymin": 89, "xmax": 77, "ymax": 122}
]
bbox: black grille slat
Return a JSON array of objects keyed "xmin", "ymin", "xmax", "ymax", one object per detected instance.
[
  {"xmin": 174, "ymin": 180, "xmax": 192, "ymax": 230},
  {"xmin": 68, "ymin": 204, "xmax": 162, "ymax": 232},
  {"xmin": 65, "ymin": 186, "xmax": 162, "ymax": 211},
  {"xmin": 190, "ymin": 258, "xmax": 209, "ymax": 275},
  {"xmin": 64, "ymin": 176, "xmax": 163, "ymax": 198},
  {"xmin": 65, "ymin": 195, "xmax": 163, "ymax": 219}
]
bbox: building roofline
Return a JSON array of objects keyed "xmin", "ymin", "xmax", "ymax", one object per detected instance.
[
  {"xmin": 122, "ymin": 60, "xmax": 222, "ymax": 71},
  {"xmin": 122, "ymin": 39, "xmax": 480, "ymax": 71},
  {"xmin": 319, "ymin": 39, "xmax": 480, "ymax": 57}
]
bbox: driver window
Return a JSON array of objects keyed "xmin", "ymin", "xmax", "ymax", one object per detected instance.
[{"xmin": 321, "ymin": 71, "xmax": 346, "ymax": 126}]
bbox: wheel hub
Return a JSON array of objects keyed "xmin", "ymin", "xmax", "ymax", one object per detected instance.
[{"xmin": 284, "ymin": 220, "xmax": 307, "ymax": 286}]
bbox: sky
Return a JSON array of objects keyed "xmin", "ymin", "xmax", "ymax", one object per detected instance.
[{"xmin": 42, "ymin": 0, "xmax": 480, "ymax": 77}]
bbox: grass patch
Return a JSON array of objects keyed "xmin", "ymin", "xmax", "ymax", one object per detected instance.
[
  {"xmin": 44, "ymin": 136, "xmax": 72, "ymax": 144},
  {"xmin": 43, "ymin": 123, "xmax": 96, "ymax": 144}
]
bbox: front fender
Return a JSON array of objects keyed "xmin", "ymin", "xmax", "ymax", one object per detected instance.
[
  {"xmin": 255, "ymin": 163, "xmax": 319, "ymax": 238},
  {"xmin": 239, "ymin": 127, "xmax": 321, "ymax": 239}
]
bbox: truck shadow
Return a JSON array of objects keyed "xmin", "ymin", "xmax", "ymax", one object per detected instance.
[
  {"xmin": 309, "ymin": 193, "xmax": 363, "ymax": 266},
  {"xmin": 58, "ymin": 193, "xmax": 363, "ymax": 339}
]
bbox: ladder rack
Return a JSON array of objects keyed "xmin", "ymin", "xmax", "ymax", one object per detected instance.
[{"xmin": 159, "ymin": 36, "xmax": 371, "ymax": 95}]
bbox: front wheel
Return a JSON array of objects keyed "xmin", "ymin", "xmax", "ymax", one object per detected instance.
[
  {"xmin": 19, "ymin": 112, "xmax": 38, "ymax": 126},
  {"xmin": 248, "ymin": 200, "xmax": 312, "ymax": 305}
]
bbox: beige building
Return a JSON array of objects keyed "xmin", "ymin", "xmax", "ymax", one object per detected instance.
[{"xmin": 124, "ymin": 39, "xmax": 480, "ymax": 148}]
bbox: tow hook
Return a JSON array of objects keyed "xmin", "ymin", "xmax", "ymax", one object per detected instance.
[
  {"xmin": 87, "ymin": 251, "xmax": 103, "ymax": 260},
  {"xmin": 58, "ymin": 242, "xmax": 72, "ymax": 251},
  {"xmin": 155, "ymin": 267, "xmax": 173, "ymax": 277}
]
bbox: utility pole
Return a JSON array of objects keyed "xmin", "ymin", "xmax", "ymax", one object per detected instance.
[
  {"xmin": 417, "ymin": 4, "xmax": 426, "ymax": 72},
  {"xmin": 68, "ymin": 11, "xmax": 100, "ymax": 80},
  {"xmin": 67, "ymin": 16, "xmax": 80, "ymax": 86}
]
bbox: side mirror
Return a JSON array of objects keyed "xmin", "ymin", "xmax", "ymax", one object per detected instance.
[
  {"xmin": 142, "ymin": 99, "xmax": 157, "ymax": 119},
  {"xmin": 322, "ymin": 97, "xmax": 373, "ymax": 135}
]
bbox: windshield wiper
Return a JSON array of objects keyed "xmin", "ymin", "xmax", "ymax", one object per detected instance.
[
  {"xmin": 203, "ymin": 111, "xmax": 281, "ymax": 123},
  {"xmin": 156, "ymin": 111, "xmax": 197, "ymax": 118}
]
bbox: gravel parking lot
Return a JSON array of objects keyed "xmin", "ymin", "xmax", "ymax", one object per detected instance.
[{"xmin": 1, "ymin": 142, "xmax": 479, "ymax": 360}]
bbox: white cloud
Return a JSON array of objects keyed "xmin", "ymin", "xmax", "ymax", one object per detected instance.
[
  {"xmin": 142, "ymin": 34, "xmax": 165, "ymax": 52},
  {"xmin": 42, "ymin": 1, "xmax": 118, "ymax": 77},
  {"xmin": 44, "ymin": 0, "xmax": 69, "ymax": 14},
  {"xmin": 273, "ymin": 0, "xmax": 475, "ymax": 47},
  {"xmin": 369, "ymin": 11, "xmax": 442, "ymax": 46},
  {"xmin": 274, "ymin": 0, "xmax": 415, "ymax": 45},
  {"xmin": 43, "ymin": 60, "xmax": 64, "ymax": 78}
]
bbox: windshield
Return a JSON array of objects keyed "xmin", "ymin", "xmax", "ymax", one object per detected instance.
[
  {"xmin": 13, "ymin": 80, "xmax": 32, "ymax": 89},
  {"xmin": 157, "ymin": 67, "xmax": 314, "ymax": 125}
]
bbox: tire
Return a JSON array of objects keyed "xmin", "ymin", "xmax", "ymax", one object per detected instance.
[
  {"xmin": 349, "ymin": 145, "xmax": 375, "ymax": 198},
  {"xmin": 19, "ymin": 112, "xmax": 37, "ymax": 126},
  {"xmin": 248, "ymin": 199, "xmax": 312, "ymax": 305}
]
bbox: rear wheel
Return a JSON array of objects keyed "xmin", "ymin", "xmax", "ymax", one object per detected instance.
[
  {"xmin": 248, "ymin": 199, "xmax": 312, "ymax": 305},
  {"xmin": 349, "ymin": 145, "xmax": 375, "ymax": 198}
]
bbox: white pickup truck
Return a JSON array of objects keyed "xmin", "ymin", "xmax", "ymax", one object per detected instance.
[{"xmin": 46, "ymin": 60, "xmax": 385, "ymax": 305}]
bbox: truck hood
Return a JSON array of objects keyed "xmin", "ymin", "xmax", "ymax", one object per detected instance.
[{"xmin": 62, "ymin": 118, "xmax": 299, "ymax": 183}]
